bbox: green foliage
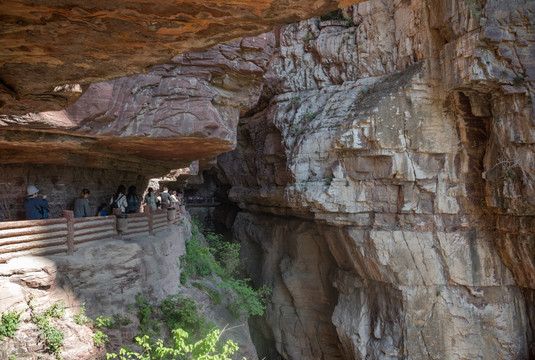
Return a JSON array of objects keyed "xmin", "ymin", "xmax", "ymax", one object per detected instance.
[
  {"xmin": 94, "ymin": 316, "xmax": 111, "ymax": 328},
  {"xmin": 135, "ymin": 294, "xmax": 160, "ymax": 337},
  {"xmin": 106, "ymin": 328, "xmax": 239, "ymax": 360},
  {"xmin": 180, "ymin": 234, "xmax": 218, "ymax": 282},
  {"xmin": 30, "ymin": 301, "xmax": 66, "ymax": 359},
  {"xmin": 8, "ymin": 355, "xmax": 17, "ymax": 360},
  {"xmin": 220, "ymin": 279, "xmax": 271, "ymax": 318},
  {"xmin": 325, "ymin": 175, "xmax": 334, "ymax": 186},
  {"xmin": 96, "ymin": 313, "xmax": 132, "ymax": 329},
  {"xmin": 74, "ymin": 303, "xmax": 89, "ymax": 325},
  {"xmin": 0, "ymin": 310, "xmax": 22, "ymax": 340},
  {"xmin": 190, "ymin": 217, "xmax": 204, "ymax": 234},
  {"xmin": 93, "ymin": 329, "xmax": 109, "ymax": 347},
  {"xmin": 207, "ymin": 233, "xmax": 241, "ymax": 277},
  {"xmin": 37, "ymin": 321, "xmax": 64, "ymax": 359},
  {"xmin": 111, "ymin": 313, "xmax": 132, "ymax": 328},
  {"xmin": 43, "ymin": 302, "xmax": 66, "ymax": 319},
  {"xmin": 160, "ymin": 295, "xmax": 213, "ymax": 340},
  {"xmin": 181, "ymin": 221, "xmax": 271, "ymax": 319}
]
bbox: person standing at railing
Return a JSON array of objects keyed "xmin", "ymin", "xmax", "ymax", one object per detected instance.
[
  {"xmin": 74, "ymin": 189, "xmax": 90, "ymax": 218},
  {"xmin": 160, "ymin": 187, "xmax": 171, "ymax": 207},
  {"xmin": 126, "ymin": 185, "xmax": 140, "ymax": 214},
  {"xmin": 144, "ymin": 187, "xmax": 157, "ymax": 210},
  {"xmin": 24, "ymin": 185, "xmax": 49, "ymax": 220},
  {"xmin": 110, "ymin": 185, "xmax": 128, "ymax": 213}
]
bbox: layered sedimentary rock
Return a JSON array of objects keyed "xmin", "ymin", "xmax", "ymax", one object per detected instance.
[
  {"xmin": 218, "ymin": 0, "xmax": 535, "ymax": 358},
  {"xmin": 0, "ymin": 34, "xmax": 275, "ymax": 171},
  {"xmin": 0, "ymin": 0, "xmax": 360, "ymax": 114},
  {"xmin": 0, "ymin": 34, "xmax": 277, "ymax": 220}
]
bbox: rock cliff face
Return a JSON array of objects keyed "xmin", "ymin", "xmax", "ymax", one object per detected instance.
[
  {"xmin": 217, "ymin": 0, "xmax": 535, "ymax": 358},
  {"xmin": 0, "ymin": 0, "xmax": 360, "ymax": 114},
  {"xmin": 0, "ymin": 219, "xmax": 258, "ymax": 359}
]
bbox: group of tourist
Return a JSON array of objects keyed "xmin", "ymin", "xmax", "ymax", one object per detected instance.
[{"xmin": 24, "ymin": 184, "xmax": 184, "ymax": 220}]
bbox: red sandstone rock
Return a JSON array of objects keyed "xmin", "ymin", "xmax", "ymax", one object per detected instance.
[{"xmin": 0, "ymin": 0, "xmax": 361, "ymax": 114}]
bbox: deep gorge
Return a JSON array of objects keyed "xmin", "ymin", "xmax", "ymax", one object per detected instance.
[{"xmin": 1, "ymin": 0, "xmax": 534, "ymax": 359}]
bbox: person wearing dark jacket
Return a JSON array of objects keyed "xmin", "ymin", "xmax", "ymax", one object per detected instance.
[
  {"xmin": 24, "ymin": 185, "xmax": 49, "ymax": 220},
  {"xmin": 126, "ymin": 185, "xmax": 139, "ymax": 214},
  {"xmin": 74, "ymin": 189, "xmax": 90, "ymax": 218}
]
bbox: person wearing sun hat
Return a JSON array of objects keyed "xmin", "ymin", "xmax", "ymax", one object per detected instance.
[{"xmin": 24, "ymin": 185, "xmax": 49, "ymax": 220}]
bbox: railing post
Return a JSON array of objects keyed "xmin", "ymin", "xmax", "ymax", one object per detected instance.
[
  {"xmin": 62, "ymin": 210, "xmax": 74, "ymax": 254},
  {"xmin": 145, "ymin": 205, "xmax": 153, "ymax": 235}
]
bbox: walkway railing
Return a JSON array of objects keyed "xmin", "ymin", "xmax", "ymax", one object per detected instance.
[{"xmin": 0, "ymin": 206, "xmax": 184, "ymax": 263}]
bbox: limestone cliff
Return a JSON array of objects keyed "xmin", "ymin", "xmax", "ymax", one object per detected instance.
[{"xmin": 217, "ymin": 0, "xmax": 535, "ymax": 359}]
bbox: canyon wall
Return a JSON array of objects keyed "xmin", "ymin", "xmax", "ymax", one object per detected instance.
[{"xmin": 218, "ymin": 0, "xmax": 535, "ymax": 358}]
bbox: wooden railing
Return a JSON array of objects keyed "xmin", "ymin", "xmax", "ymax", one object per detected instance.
[
  {"xmin": 0, "ymin": 218, "xmax": 69, "ymax": 263},
  {"xmin": 0, "ymin": 206, "xmax": 184, "ymax": 263}
]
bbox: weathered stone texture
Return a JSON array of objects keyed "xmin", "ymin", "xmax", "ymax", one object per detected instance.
[
  {"xmin": 0, "ymin": 0, "xmax": 363, "ymax": 114},
  {"xmin": 0, "ymin": 34, "xmax": 276, "ymax": 180},
  {"xmin": 0, "ymin": 219, "xmax": 258, "ymax": 359},
  {"xmin": 218, "ymin": 0, "xmax": 535, "ymax": 359}
]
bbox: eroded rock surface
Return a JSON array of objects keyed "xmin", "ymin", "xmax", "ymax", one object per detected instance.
[
  {"xmin": 0, "ymin": 219, "xmax": 258, "ymax": 359},
  {"xmin": 217, "ymin": 0, "xmax": 535, "ymax": 358},
  {"xmin": 0, "ymin": 34, "xmax": 276, "ymax": 185},
  {"xmin": 0, "ymin": 0, "xmax": 360, "ymax": 114}
]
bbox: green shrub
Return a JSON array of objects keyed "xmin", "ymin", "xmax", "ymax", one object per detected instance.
[
  {"xmin": 93, "ymin": 329, "xmax": 109, "ymax": 347},
  {"xmin": 160, "ymin": 295, "xmax": 212, "ymax": 340},
  {"xmin": 220, "ymin": 279, "xmax": 271, "ymax": 318},
  {"xmin": 31, "ymin": 302, "xmax": 66, "ymax": 359},
  {"xmin": 135, "ymin": 294, "xmax": 160, "ymax": 337},
  {"xmin": 180, "ymin": 234, "xmax": 218, "ymax": 282},
  {"xmin": 106, "ymin": 328, "xmax": 238, "ymax": 360},
  {"xmin": 73, "ymin": 303, "xmax": 89, "ymax": 325},
  {"xmin": 0, "ymin": 310, "xmax": 22, "ymax": 340},
  {"xmin": 94, "ymin": 316, "xmax": 111, "ymax": 328},
  {"xmin": 207, "ymin": 233, "xmax": 241, "ymax": 278}
]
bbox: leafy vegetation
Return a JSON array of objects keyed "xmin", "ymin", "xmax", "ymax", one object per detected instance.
[
  {"xmin": 0, "ymin": 310, "xmax": 22, "ymax": 340},
  {"xmin": 93, "ymin": 329, "xmax": 109, "ymax": 348},
  {"xmin": 28, "ymin": 297, "xmax": 66, "ymax": 359},
  {"xmin": 74, "ymin": 303, "xmax": 89, "ymax": 325},
  {"xmin": 180, "ymin": 218, "xmax": 271, "ymax": 319},
  {"xmin": 160, "ymin": 294, "xmax": 213, "ymax": 339},
  {"xmin": 106, "ymin": 328, "xmax": 239, "ymax": 360},
  {"xmin": 135, "ymin": 294, "xmax": 160, "ymax": 338},
  {"xmin": 219, "ymin": 279, "xmax": 271, "ymax": 318}
]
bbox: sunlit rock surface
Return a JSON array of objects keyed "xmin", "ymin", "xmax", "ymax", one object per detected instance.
[
  {"xmin": 0, "ymin": 0, "xmax": 360, "ymax": 114},
  {"xmin": 218, "ymin": 0, "xmax": 535, "ymax": 358}
]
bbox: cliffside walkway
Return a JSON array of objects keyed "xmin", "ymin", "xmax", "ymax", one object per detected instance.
[{"xmin": 0, "ymin": 206, "xmax": 184, "ymax": 263}]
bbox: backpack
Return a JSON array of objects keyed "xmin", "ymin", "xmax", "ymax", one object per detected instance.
[
  {"xmin": 127, "ymin": 195, "xmax": 139, "ymax": 213},
  {"xmin": 111, "ymin": 194, "xmax": 123, "ymax": 210}
]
